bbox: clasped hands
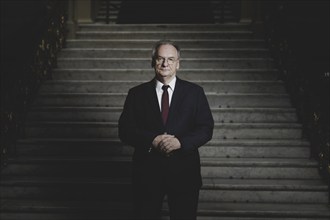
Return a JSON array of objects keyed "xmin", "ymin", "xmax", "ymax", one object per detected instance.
[{"xmin": 152, "ymin": 134, "xmax": 181, "ymax": 156}]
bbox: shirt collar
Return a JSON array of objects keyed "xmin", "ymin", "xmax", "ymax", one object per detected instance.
[{"xmin": 155, "ymin": 77, "xmax": 176, "ymax": 92}]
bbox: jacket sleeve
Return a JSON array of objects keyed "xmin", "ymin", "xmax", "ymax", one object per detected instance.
[
  {"xmin": 118, "ymin": 88, "xmax": 159, "ymax": 152},
  {"xmin": 176, "ymin": 87, "xmax": 214, "ymax": 153}
]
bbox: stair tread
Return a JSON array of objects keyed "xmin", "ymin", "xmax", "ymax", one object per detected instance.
[
  {"xmin": 58, "ymin": 58, "xmax": 271, "ymax": 61},
  {"xmin": 203, "ymin": 178, "xmax": 328, "ymax": 189},
  {"xmin": 78, "ymin": 23, "xmax": 249, "ymax": 27},
  {"xmin": 61, "ymin": 48, "xmax": 269, "ymax": 51},
  {"xmin": 38, "ymin": 92, "xmax": 289, "ymax": 95},
  {"xmin": 43, "ymin": 80, "xmax": 282, "ymax": 83},
  {"xmin": 1, "ymin": 199, "xmax": 329, "ymax": 214},
  {"xmin": 26, "ymin": 121, "xmax": 303, "ymax": 128},
  {"xmin": 17, "ymin": 137, "xmax": 309, "ymax": 145},
  {"xmin": 197, "ymin": 202, "xmax": 330, "ymax": 214},
  {"xmin": 66, "ymin": 39, "xmax": 265, "ymax": 42},
  {"xmin": 30, "ymin": 106, "xmax": 295, "ymax": 111},
  {"xmin": 197, "ymin": 202, "xmax": 330, "ymax": 216},
  {"xmin": 7, "ymin": 156, "xmax": 318, "ymax": 166},
  {"xmin": 201, "ymin": 157, "xmax": 318, "ymax": 167},
  {"xmin": 2, "ymin": 177, "xmax": 327, "ymax": 190},
  {"xmin": 208, "ymin": 139, "xmax": 309, "ymax": 146},
  {"xmin": 0, "ymin": 199, "xmax": 132, "ymax": 212},
  {"xmin": 52, "ymin": 68, "xmax": 279, "ymax": 71},
  {"xmin": 76, "ymin": 30, "xmax": 253, "ymax": 34}
]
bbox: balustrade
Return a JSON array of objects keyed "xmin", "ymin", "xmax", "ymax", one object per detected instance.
[{"xmin": 1, "ymin": 0, "xmax": 67, "ymax": 169}]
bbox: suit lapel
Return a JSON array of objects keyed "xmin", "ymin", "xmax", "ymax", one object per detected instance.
[
  {"xmin": 145, "ymin": 79, "xmax": 164, "ymax": 128},
  {"xmin": 166, "ymin": 78, "xmax": 186, "ymax": 130}
]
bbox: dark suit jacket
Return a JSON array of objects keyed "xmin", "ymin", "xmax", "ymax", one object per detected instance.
[{"xmin": 118, "ymin": 77, "xmax": 214, "ymax": 191}]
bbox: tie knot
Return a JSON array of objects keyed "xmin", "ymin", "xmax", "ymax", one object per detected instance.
[{"xmin": 162, "ymin": 85, "xmax": 170, "ymax": 91}]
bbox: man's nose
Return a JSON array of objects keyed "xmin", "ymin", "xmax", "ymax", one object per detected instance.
[{"xmin": 162, "ymin": 59, "xmax": 169, "ymax": 66}]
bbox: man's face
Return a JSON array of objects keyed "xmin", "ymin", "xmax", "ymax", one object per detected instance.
[{"xmin": 154, "ymin": 44, "xmax": 180, "ymax": 82}]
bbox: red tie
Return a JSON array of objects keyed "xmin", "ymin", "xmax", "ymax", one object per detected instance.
[{"xmin": 161, "ymin": 85, "xmax": 170, "ymax": 125}]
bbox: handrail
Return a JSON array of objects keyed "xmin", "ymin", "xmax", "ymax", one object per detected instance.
[
  {"xmin": 0, "ymin": 0, "xmax": 67, "ymax": 169},
  {"xmin": 262, "ymin": 1, "xmax": 329, "ymax": 184}
]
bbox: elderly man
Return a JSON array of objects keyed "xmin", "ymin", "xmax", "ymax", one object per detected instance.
[{"xmin": 119, "ymin": 40, "xmax": 214, "ymax": 220}]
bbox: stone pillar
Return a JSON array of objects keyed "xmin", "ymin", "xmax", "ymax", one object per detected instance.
[
  {"xmin": 74, "ymin": 0, "xmax": 93, "ymax": 24},
  {"xmin": 66, "ymin": 0, "xmax": 77, "ymax": 39}
]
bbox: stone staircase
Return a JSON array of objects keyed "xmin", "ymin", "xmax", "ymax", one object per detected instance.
[
  {"xmin": 1, "ymin": 23, "xmax": 330, "ymax": 220},
  {"xmin": 95, "ymin": 0, "xmax": 122, "ymax": 24},
  {"xmin": 210, "ymin": 0, "xmax": 241, "ymax": 23},
  {"xmin": 94, "ymin": 0, "xmax": 240, "ymax": 24}
]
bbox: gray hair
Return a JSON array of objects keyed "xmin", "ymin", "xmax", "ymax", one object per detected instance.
[{"xmin": 151, "ymin": 40, "xmax": 181, "ymax": 68}]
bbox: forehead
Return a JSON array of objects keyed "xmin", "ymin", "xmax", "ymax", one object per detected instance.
[{"xmin": 157, "ymin": 44, "xmax": 178, "ymax": 57}]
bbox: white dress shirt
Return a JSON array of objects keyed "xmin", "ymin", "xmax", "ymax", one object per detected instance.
[{"xmin": 155, "ymin": 77, "xmax": 176, "ymax": 111}]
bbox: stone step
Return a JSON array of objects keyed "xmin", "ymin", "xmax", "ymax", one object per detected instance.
[
  {"xmin": 59, "ymin": 48, "xmax": 271, "ymax": 58},
  {"xmin": 102, "ymin": 1, "xmax": 217, "ymax": 23},
  {"xmin": 95, "ymin": 13, "xmax": 118, "ymax": 18},
  {"xmin": 2, "ymin": 156, "xmax": 321, "ymax": 179},
  {"xmin": 15, "ymin": 138, "xmax": 311, "ymax": 158},
  {"xmin": 75, "ymin": 30, "xmax": 254, "ymax": 39},
  {"xmin": 0, "ymin": 178, "xmax": 131, "ymax": 200},
  {"xmin": 97, "ymin": 11, "xmax": 119, "ymax": 16},
  {"xmin": 27, "ymin": 107, "xmax": 297, "ymax": 123},
  {"xmin": 66, "ymin": 39, "xmax": 266, "ymax": 48},
  {"xmin": 32, "ymin": 93, "xmax": 292, "ymax": 108},
  {"xmin": 194, "ymin": 202, "xmax": 330, "ymax": 219},
  {"xmin": 39, "ymin": 80, "xmax": 285, "ymax": 94},
  {"xmin": 1, "ymin": 157, "xmax": 321, "ymax": 180},
  {"xmin": 15, "ymin": 138, "xmax": 134, "ymax": 157},
  {"xmin": 95, "ymin": 16, "xmax": 118, "ymax": 23},
  {"xmin": 1, "ymin": 200, "xmax": 329, "ymax": 220},
  {"xmin": 201, "ymin": 146, "xmax": 310, "ymax": 158},
  {"xmin": 211, "ymin": 107, "xmax": 297, "ymax": 123},
  {"xmin": 2, "ymin": 157, "xmax": 132, "ymax": 178},
  {"xmin": 97, "ymin": 10, "xmax": 119, "ymax": 16},
  {"xmin": 0, "ymin": 200, "xmax": 134, "ymax": 220},
  {"xmin": 56, "ymin": 57, "xmax": 274, "ymax": 69},
  {"xmin": 24, "ymin": 122, "xmax": 303, "ymax": 139},
  {"xmin": 77, "ymin": 23, "xmax": 252, "ymax": 31},
  {"xmin": 200, "ymin": 180, "xmax": 329, "ymax": 203},
  {"xmin": 98, "ymin": 0, "xmax": 122, "ymax": 6},
  {"xmin": 52, "ymin": 69, "xmax": 280, "ymax": 81},
  {"xmin": 201, "ymin": 158, "xmax": 320, "ymax": 179},
  {"xmin": 1, "ymin": 178, "xmax": 328, "ymax": 203},
  {"xmin": 97, "ymin": 7, "xmax": 120, "ymax": 13}
]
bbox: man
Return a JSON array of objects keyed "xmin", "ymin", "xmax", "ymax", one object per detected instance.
[{"xmin": 118, "ymin": 40, "xmax": 214, "ymax": 220}]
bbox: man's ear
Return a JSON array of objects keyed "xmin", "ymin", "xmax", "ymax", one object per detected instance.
[{"xmin": 176, "ymin": 61, "xmax": 180, "ymax": 70}]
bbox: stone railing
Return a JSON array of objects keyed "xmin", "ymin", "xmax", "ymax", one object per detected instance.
[
  {"xmin": 0, "ymin": 0, "xmax": 67, "ymax": 169},
  {"xmin": 262, "ymin": 1, "xmax": 329, "ymax": 183}
]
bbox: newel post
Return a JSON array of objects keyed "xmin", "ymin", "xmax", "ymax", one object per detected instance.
[{"xmin": 74, "ymin": 0, "xmax": 93, "ymax": 24}]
